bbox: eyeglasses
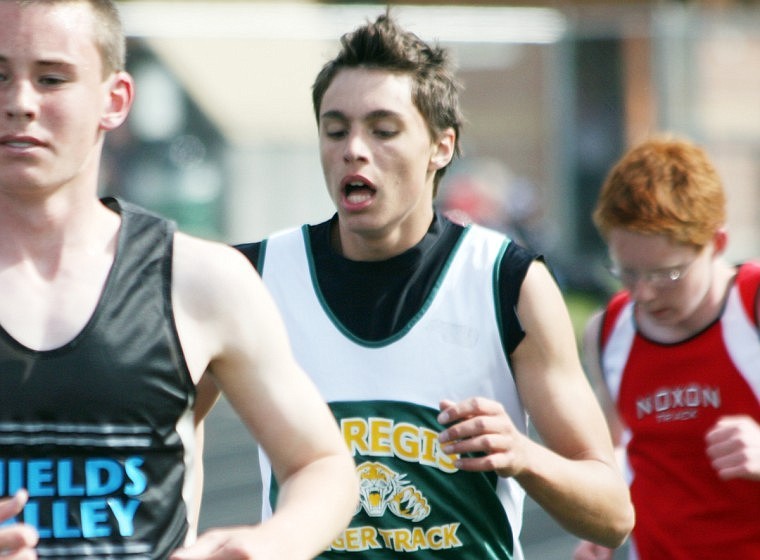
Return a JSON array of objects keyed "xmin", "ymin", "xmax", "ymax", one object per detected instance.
[{"xmin": 607, "ymin": 257, "xmax": 698, "ymax": 289}]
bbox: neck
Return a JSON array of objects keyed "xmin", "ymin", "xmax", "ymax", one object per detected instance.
[
  {"xmin": 332, "ymin": 209, "xmax": 435, "ymax": 262},
  {"xmin": 0, "ymin": 193, "xmax": 118, "ymax": 263}
]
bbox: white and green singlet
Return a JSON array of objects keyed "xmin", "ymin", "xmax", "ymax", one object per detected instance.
[{"xmin": 245, "ymin": 216, "xmax": 534, "ymax": 560}]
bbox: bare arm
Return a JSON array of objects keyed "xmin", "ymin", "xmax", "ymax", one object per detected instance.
[
  {"xmin": 440, "ymin": 261, "xmax": 632, "ymax": 547},
  {"xmin": 582, "ymin": 312, "xmax": 626, "ymax": 450},
  {"xmin": 512, "ymin": 262, "xmax": 632, "ymax": 544},
  {"xmin": 572, "ymin": 311, "xmax": 629, "ymax": 559},
  {"xmin": 184, "ymin": 374, "xmax": 222, "ymax": 537},
  {"xmin": 170, "ymin": 236, "xmax": 357, "ymax": 560}
]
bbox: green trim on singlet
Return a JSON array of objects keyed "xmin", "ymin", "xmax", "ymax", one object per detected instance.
[
  {"xmin": 492, "ymin": 239, "xmax": 512, "ymax": 365},
  {"xmin": 302, "ymin": 224, "xmax": 471, "ymax": 349},
  {"xmin": 257, "ymin": 237, "xmax": 268, "ymax": 272}
]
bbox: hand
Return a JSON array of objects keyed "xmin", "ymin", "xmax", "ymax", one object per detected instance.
[
  {"xmin": 437, "ymin": 397, "xmax": 528, "ymax": 477},
  {"xmin": 0, "ymin": 489, "xmax": 39, "ymax": 559},
  {"xmin": 573, "ymin": 539, "xmax": 615, "ymax": 560},
  {"xmin": 705, "ymin": 415, "xmax": 760, "ymax": 481},
  {"xmin": 171, "ymin": 527, "xmax": 267, "ymax": 560}
]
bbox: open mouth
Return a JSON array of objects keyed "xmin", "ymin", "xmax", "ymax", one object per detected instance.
[{"xmin": 344, "ymin": 180, "xmax": 376, "ymax": 205}]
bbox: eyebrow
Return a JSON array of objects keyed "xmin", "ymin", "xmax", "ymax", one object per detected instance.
[
  {"xmin": 320, "ymin": 109, "xmax": 402, "ymax": 122},
  {"xmin": 0, "ymin": 55, "xmax": 75, "ymax": 71}
]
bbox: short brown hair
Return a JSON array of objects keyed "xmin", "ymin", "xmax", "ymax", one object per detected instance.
[
  {"xmin": 312, "ymin": 13, "xmax": 463, "ymax": 193},
  {"xmin": 14, "ymin": 0, "xmax": 126, "ymax": 75}
]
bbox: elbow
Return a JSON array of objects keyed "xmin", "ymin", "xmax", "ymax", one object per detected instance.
[{"xmin": 597, "ymin": 500, "xmax": 635, "ymax": 549}]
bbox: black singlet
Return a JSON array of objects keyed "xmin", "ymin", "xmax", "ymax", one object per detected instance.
[
  {"xmin": 0, "ymin": 198, "xmax": 195, "ymax": 559},
  {"xmin": 236, "ymin": 212, "xmax": 538, "ymax": 356}
]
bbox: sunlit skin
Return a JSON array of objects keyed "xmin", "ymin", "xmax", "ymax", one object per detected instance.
[
  {"xmin": 606, "ymin": 228, "xmax": 735, "ymax": 342},
  {"xmin": 318, "ymin": 68, "xmax": 455, "ymax": 261},
  {"xmin": 0, "ymin": 4, "xmax": 360, "ymax": 558},
  {"xmin": 0, "ymin": 1, "xmax": 131, "ymax": 205},
  {"xmin": 0, "ymin": 1, "xmax": 132, "ymax": 352}
]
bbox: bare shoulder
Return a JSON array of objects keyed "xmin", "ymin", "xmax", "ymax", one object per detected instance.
[
  {"xmin": 522, "ymin": 259, "xmax": 562, "ymax": 296},
  {"xmin": 173, "ymin": 232, "xmax": 255, "ymax": 281},
  {"xmin": 511, "ymin": 259, "xmax": 580, "ymax": 384},
  {"xmin": 169, "ymin": 232, "xmax": 269, "ymax": 382},
  {"xmin": 517, "ymin": 259, "xmax": 571, "ymax": 326},
  {"xmin": 171, "ymin": 232, "xmax": 263, "ymax": 305}
]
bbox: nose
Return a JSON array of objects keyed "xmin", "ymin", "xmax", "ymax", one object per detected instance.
[
  {"xmin": 342, "ymin": 130, "xmax": 369, "ymax": 163},
  {"xmin": 627, "ymin": 277, "xmax": 657, "ymax": 302},
  {"xmin": 3, "ymin": 79, "xmax": 38, "ymax": 121}
]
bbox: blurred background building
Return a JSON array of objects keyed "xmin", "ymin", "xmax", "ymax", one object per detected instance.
[
  {"xmin": 108, "ymin": 0, "xmax": 760, "ymax": 294},
  {"xmin": 105, "ymin": 1, "xmax": 760, "ymax": 556}
]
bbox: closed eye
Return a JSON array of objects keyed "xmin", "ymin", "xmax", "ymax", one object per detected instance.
[
  {"xmin": 39, "ymin": 75, "xmax": 68, "ymax": 86},
  {"xmin": 324, "ymin": 129, "xmax": 347, "ymax": 140},
  {"xmin": 373, "ymin": 128, "xmax": 398, "ymax": 139},
  {"xmin": 0, "ymin": 75, "xmax": 66, "ymax": 88}
]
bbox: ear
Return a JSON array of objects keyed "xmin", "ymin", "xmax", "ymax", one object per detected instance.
[
  {"xmin": 100, "ymin": 71, "xmax": 135, "ymax": 131},
  {"xmin": 429, "ymin": 127, "xmax": 456, "ymax": 171},
  {"xmin": 711, "ymin": 227, "xmax": 729, "ymax": 256}
]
